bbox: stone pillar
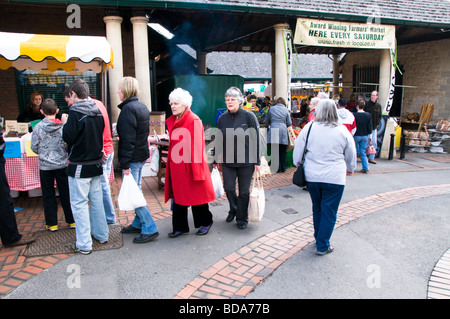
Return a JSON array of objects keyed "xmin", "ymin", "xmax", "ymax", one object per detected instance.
[
  {"xmin": 131, "ymin": 15, "xmax": 152, "ymax": 110},
  {"xmin": 333, "ymin": 54, "xmax": 340, "ymax": 95},
  {"xmin": 197, "ymin": 51, "xmax": 207, "ymax": 75},
  {"xmin": 273, "ymin": 23, "xmax": 290, "ymax": 102},
  {"xmin": 379, "ymin": 49, "xmax": 391, "ymax": 113},
  {"xmin": 270, "ymin": 52, "xmax": 275, "ymax": 100},
  {"xmin": 103, "ymin": 15, "xmax": 124, "ymax": 123}
]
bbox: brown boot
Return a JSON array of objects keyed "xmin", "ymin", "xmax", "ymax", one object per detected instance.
[{"xmin": 4, "ymin": 235, "xmax": 35, "ymax": 248}]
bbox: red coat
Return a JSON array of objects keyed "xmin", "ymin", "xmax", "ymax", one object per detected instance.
[{"xmin": 164, "ymin": 108, "xmax": 216, "ymax": 206}]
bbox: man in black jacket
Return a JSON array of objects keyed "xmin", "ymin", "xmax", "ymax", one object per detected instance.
[
  {"xmin": 62, "ymin": 79, "xmax": 109, "ymax": 254},
  {"xmin": 365, "ymin": 91, "xmax": 382, "ymax": 164}
]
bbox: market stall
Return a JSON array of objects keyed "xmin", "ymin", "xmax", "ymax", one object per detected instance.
[{"xmin": 0, "ymin": 31, "xmax": 114, "ymax": 196}]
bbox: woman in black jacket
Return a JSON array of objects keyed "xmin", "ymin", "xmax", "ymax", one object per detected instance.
[
  {"xmin": 116, "ymin": 77, "xmax": 159, "ymax": 243},
  {"xmin": 213, "ymin": 87, "xmax": 260, "ymax": 230}
]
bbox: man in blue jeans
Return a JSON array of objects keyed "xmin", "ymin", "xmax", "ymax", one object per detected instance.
[{"xmin": 62, "ymin": 79, "xmax": 109, "ymax": 254}]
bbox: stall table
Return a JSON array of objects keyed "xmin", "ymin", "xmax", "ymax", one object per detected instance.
[{"xmin": 5, "ymin": 153, "xmax": 114, "ymax": 194}]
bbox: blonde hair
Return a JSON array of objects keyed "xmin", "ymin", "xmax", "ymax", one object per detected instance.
[{"xmin": 119, "ymin": 77, "xmax": 139, "ymax": 100}]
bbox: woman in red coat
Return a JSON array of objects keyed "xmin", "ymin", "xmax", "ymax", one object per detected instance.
[{"xmin": 165, "ymin": 88, "xmax": 216, "ymax": 238}]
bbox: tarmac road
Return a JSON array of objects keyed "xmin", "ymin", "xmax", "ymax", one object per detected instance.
[{"xmin": 3, "ymin": 155, "xmax": 450, "ymax": 300}]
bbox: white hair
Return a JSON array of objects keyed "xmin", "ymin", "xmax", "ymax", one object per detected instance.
[
  {"xmin": 317, "ymin": 92, "xmax": 329, "ymax": 99},
  {"xmin": 310, "ymin": 97, "xmax": 320, "ymax": 107},
  {"xmin": 169, "ymin": 88, "xmax": 192, "ymax": 107},
  {"xmin": 315, "ymin": 99, "xmax": 339, "ymax": 126},
  {"xmin": 225, "ymin": 87, "xmax": 245, "ymax": 105}
]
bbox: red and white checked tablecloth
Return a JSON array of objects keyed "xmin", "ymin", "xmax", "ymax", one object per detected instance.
[{"xmin": 5, "ymin": 154, "xmax": 114, "ymax": 191}]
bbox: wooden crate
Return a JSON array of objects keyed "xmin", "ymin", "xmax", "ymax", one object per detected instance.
[{"xmin": 149, "ymin": 112, "xmax": 166, "ymax": 135}]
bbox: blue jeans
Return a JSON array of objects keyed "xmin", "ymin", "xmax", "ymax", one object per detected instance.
[
  {"xmin": 101, "ymin": 152, "xmax": 116, "ymax": 223},
  {"xmin": 68, "ymin": 175, "xmax": 109, "ymax": 251},
  {"xmin": 127, "ymin": 161, "xmax": 158, "ymax": 235},
  {"xmin": 354, "ymin": 135, "xmax": 370, "ymax": 171},
  {"xmin": 369, "ymin": 129, "xmax": 377, "ymax": 160},
  {"xmin": 307, "ymin": 182, "xmax": 345, "ymax": 253}
]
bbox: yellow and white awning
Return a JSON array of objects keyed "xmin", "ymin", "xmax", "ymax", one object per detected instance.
[{"xmin": 0, "ymin": 31, "xmax": 113, "ymax": 73}]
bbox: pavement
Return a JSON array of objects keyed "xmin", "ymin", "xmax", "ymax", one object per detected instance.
[{"xmin": 1, "ymin": 151, "xmax": 450, "ymax": 303}]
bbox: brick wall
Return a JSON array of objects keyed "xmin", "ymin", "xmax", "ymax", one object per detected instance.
[
  {"xmin": 342, "ymin": 38, "xmax": 450, "ymax": 121},
  {"xmin": 397, "ymin": 38, "xmax": 450, "ymax": 121},
  {"xmin": 0, "ymin": 69, "xmax": 20, "ymax": 121}
]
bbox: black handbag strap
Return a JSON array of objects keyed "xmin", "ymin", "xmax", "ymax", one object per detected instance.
[{"xmin": 301, "ymin": 123, "xmax": 313, "ymax": 164}]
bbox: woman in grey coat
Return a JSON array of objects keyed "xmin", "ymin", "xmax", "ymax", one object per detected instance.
[{"xmin": 266, "ymin": 97, "xmax": 292, "ymax": 173}]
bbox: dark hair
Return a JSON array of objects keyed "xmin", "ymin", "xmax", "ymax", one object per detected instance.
[
  {"xmin": 63, "ymin": 87, "xmax": 70, "ymax": 98},
  {"xmin": 41, "ymin": 98, "xmax": 58, "ymax": 116},
  {"xmin": 68, "ymin": 78, "xmax": 89, "ymax": 99},
  {"xmin": 356, "ymin": 100, "xmax": 365, "ymax": 109}
]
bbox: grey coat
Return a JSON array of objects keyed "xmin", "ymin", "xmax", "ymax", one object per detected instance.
[
  {"xmin": 266, "ymin": 103, "xmax": 292, "ymax": 145},
  {"xmin": 31, "ymin": 118, "xmax": 68, "ymax": 170}
]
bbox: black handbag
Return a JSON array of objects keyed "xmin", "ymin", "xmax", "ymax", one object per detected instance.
[{"xmin": 293, "ymin": 123, "xmax": 313, "ymax": 187}]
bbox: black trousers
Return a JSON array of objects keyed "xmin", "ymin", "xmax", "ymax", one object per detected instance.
[
  {"xmin": 172, "ymin": 202, "xmax": 213, "ymax": 232},
  {"xmin": 222, "ymin": 165, "xmax": 255, "ymax": 226},
  {"xmin": 40, "ymin": 168, "xmax": 74, "ymax": 226},
  {"xmin": 268, "ymin": 143, "xmax": 287, "ymax": 172},
  {"xmin": 0, "ymin": 159, "xmax": 21, "ymax": 246}
]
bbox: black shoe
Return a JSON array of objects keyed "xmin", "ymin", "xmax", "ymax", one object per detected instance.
[
  {"xmin": 133, "ymin": 232, "xmax": 159, "ymax": 243},
  {"xmin": 168, "ymin": 231, "xmax": 188, "ymax": 238},
  {"xmin": 226, "ymin": 214, "xmax": 235, "ymax": 223},
  {"xmin": 237, "ymin": 223, "xmax": 248, "ymax": 230},
  {"xmin": 196, "ymin": 222, "xmax": 213, "ymax": 236},
  {"xmin": 121, "ymin": 225, "xmax": 141, "ymax": 234}
]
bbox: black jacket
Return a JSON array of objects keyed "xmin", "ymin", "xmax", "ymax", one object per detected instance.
[
  {"xmin": 62, "ymin": 99, "xmax": 104, "ymax": 178},
  {"xmin": 365, "ymin": 100, "xmax": 382, "ymax": 130},
  {"xmin": 353, "ymin": 111, "xmax": 373, "ymax": 136},
  {"xmin": 216, "ymin": 107, "xmax": 260, "ymax": 167},
  {"xmin": 117, "ymin": 96, "xmax": 150, "ymax": 169}
]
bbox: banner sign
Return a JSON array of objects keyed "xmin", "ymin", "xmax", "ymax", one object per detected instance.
[
  {"xmin": 294, "ymin": 18, "xmax": 395, "ymax": 50},
  {"xmin": 283, "ymin": 29, "xmax": 293, "ymax": 108}
]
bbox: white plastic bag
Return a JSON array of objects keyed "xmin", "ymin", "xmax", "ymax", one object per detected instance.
[
  {"xmin": 149, "ymin": 145, "xmax": 159, "ymax": 175},
  {"xmin": 211, "ymin": 167, "xmax": 224, "ymax": 199},
  {"xmin": 248, "ymin": 171, "xmax": 265, "ymax": 222},
  {"xmin": 117, "ymin": 174, "xmax": 147, "ymax": 211}
]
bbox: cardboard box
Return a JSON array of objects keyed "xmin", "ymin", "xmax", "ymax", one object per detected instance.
[{"xmin": 149, "ymin": 112, "xmax": 166, "ymax": 135}]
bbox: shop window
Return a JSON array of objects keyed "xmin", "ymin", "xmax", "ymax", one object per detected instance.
[{"xmin": 16, "ymin": 69, "xmax": 100, "ymax": 114}]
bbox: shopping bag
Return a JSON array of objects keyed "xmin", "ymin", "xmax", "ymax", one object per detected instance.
[
  {"xmin": 259, "ymin": 156, "xmax": 271, "ymax": 178},
  {"xmin": 149, "ymin": 145, "xmax": 159, "ymax": 176},
  {"xmin": 292, "ymin": 164, "xmax": 306, "ymax": 187},
  {"xmin": 286, "ymin": 126, "xmax": 296, "ymax": 152},
  {"xmin": 248, "ymin": 171, "xmax": 265, "ymax": 222},
  {"xmin": 366, "ymin": 144, "xmax": 377, "ymax": 155},
  {"xmin": 211, "ymin": 167, "xmax": 224, "ymax": 199},
  {"xmin": 117, "ymin": 174, "xmax": 147, "ymax": 211}
]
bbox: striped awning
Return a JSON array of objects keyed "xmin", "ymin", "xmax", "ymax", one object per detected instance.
[{"xmin": 0, "ymin": 32, "xmax": 113, "ymax": 73}]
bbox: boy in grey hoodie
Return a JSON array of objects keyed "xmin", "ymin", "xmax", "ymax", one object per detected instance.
[{"xmin": 31, "ymin": 98, "xmax": 74, "ymax": 231}]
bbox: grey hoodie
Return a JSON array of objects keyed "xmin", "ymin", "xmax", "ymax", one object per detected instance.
[{"xmin": 31, "ymin": 118, "xmax": 68, "ymax": 170}]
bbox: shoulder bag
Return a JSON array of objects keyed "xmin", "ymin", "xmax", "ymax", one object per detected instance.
[{"xmin": 293, "ymin": 123, "xmax": 313, "ymax": 187}]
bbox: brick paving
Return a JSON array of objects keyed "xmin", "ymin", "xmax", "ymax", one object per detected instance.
[
  {"xmin": 1, "ymin": 153, "xmax": 450, "ymax": 298},
  {"xmin": 174, "ymin": 183, "xmax": 450, "ymax": 299}
]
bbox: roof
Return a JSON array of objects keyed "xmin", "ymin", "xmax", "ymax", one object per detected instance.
[
  {"xmin": 9, "ymin": 0, "xmax": 450, "ymax": 26},
  {"xmin": 207, "ymin": 51, "xmax": 333, "ymax": 81},
  {"xmin": 5, "ymin": 1, "xmax": 450, "ymax": 56}
]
